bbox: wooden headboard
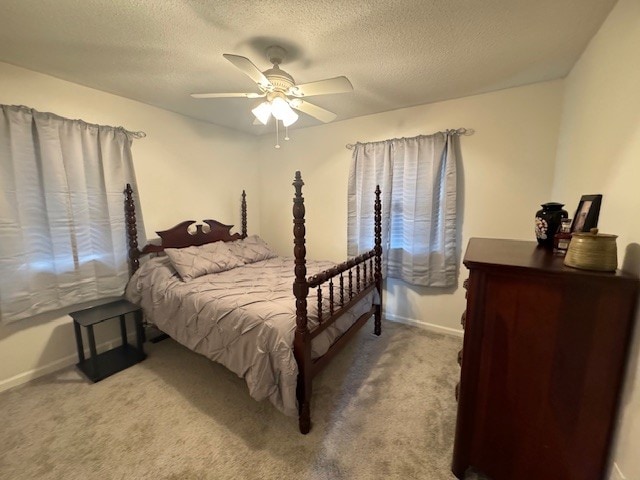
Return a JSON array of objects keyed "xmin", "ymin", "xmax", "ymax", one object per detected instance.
[
  {"xmin": 140, "ymin": 220, "xmax": 242, "ymax": 254},
  {"xmin": 124, "ymin": 185, "xmax": 247, "ymax": 273}
]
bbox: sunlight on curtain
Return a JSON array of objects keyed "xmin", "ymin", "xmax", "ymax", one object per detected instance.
[
  {"xmin": 0, "ymin": 105, "xmax": 145, "ymax": 324},
  {"xmin": 347, "ymin": 132, "xmax": 459, "ymax": 287}
]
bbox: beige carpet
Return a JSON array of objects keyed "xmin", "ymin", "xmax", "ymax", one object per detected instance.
[{"xmin": 0, "ymin": 321, "xmax": 473, "ymax": 480}]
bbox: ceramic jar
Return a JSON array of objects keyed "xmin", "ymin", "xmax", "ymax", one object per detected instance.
[
  {"xmin": 564, "ymin": 228, "xmax": 618, "ymax": 271},
  {"xmin": 535, "ymin": 202, "xmax": 568, "ymax": 249}
]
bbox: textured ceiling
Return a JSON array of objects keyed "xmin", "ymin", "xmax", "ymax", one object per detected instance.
[{"xmin": 0, "ymin": 0, "xmax": 616, "ymax": 135}]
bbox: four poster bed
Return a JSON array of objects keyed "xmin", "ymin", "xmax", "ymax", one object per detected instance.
[{"xmin": 123, "ymin": 171, "xmax": 382, "ymax": 433}]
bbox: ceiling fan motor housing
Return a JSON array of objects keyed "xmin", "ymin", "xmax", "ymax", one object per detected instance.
[
  {"xmin": 263, "ymin": 66, "xmax": 295, "ymax": 92},
  {"xmin": 263, "ymin": 46, "xmax": 295, "ymax": 92}
]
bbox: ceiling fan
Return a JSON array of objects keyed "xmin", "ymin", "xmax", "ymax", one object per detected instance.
[{"xmin": 191, "ymin": 46, "xmax": 353, "ymax": 128}]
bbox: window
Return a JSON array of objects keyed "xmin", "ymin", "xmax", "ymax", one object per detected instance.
[
  {"xmin": 0, "ymin": 105, "xmax": 144, "ymax": 323},
  {"xmin": 347, "ymin": 132, "xmax": 459, "ymax": 287}
]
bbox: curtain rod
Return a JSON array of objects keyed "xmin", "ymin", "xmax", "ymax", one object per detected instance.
[
  {"xmin": 3, "ymin": 104, "xmax": 147, "ymax": 139},
  {"xmin": 345, "ymin": 128, "xmax": 474, "ymax": 150}
]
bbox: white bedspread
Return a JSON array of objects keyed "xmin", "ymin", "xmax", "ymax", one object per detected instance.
[{"xmin": 125, "ymin": 256, "xmax": 377, "ymax": 416}]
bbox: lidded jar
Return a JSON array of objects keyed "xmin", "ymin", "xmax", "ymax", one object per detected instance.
[{"xmin": 564, "ymin": 228, "xmax": 618, "ymax": 271}]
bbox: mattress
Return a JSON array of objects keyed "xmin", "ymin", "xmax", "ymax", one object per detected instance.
[{"xmin": 125, "ymin": 255, "xmax": 377, "ymax": 416}]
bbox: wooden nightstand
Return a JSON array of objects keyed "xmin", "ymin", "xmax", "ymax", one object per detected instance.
[{"xmin": 71, "ymin": 298, "xmax": 146, "ymax": 382}]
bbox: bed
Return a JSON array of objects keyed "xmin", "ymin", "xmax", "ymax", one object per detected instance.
[{"xmin": 123, "ymin": 171, "xmax": 382, "ymax": 433}]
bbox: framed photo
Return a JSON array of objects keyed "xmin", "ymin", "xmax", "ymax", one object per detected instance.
[{"xmin": 571, "ymin": 194, "xmax": 602, "ymax": 233}]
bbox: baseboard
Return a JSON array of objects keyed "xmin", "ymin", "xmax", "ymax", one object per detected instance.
[
  {"xmin": 611, "ymin": 463, "xmax": 626, "ymax": 480},
  {"xmin": 0, "ymin": 334, "xmax": 137, "ymax": 393},
  {"xmin": 2, "ymin": 316, "xmax": 462, "ymax": 391},
  {"xmin": 0, "ymin": 352, "xmax": 79, "ymax": 393},
  {"xmin": 385, "ymin": 312, "xmax": 464, "ymax": 337}
]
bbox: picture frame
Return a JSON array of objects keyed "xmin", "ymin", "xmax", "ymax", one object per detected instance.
[{"xmin": 571, "ymin": 194, "xmax": 602, "ymax": 233}]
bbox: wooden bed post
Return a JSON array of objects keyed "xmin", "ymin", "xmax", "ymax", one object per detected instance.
[
  {"xmin": 241, "ymin": 190, "xmax": 247, "ymax": 239},
  {"xmin": 374, "ymin": 185, "xmax": 382, "ymax": 336},
  {"xmin": 292, "ymin": 171, "xmax": 312, "ymax": 434},
  {"xmin": 124, "ymin": 183, "xmax": 140, "ymax": 274}
]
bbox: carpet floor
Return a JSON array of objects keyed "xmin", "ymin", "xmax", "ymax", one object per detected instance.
[{"xmin": 0, "ymin": 320, "xmax": 478, "ymax": 480}]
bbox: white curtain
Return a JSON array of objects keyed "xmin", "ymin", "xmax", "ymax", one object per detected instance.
[
  {"xmin": 347, "ymin": 131, "xmax": 459, "ymax": 287},
  {"xmin": 347, "ymin": 140, "xmax": 393, "ymax": 269},
  {"xmin": 0, "ymin": 105, "xmax": 145, "ymax": 324}
]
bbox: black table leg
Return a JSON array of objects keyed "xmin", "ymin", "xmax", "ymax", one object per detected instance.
[
  {"xmin": 120, "ymin": 314, "xmax": 127, "ymax": 347},
  {"xmin": 73, "ymin": 321, "xmax": 85, "ymax": 363},
  {"xmin": 87, "ymin": 325, "xmax": 99, "ymax": 377},
  {"xmin": 135, "ymin": 310, "xmax": 145, "ymax": 353}
]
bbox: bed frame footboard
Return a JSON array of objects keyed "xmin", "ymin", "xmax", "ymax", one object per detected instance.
[{"xmin": 292, "ymin": 171, "xmax": 382, "ymax": 434}]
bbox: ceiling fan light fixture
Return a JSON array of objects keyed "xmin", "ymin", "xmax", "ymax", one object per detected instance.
[
  {"xmin": 270, "ymin": 96, "xmax": 289, "ymax": 119},
  {"xmin": 271, "ymin": 96, "xmax": 298, "ymax": 127},
  {"xmin": 281, "ymin": 108, "xmax": 298, "ymax": 127},
  {"xmin": 251, "ymin": 101, "xmax": 271, "ymax": 125}
]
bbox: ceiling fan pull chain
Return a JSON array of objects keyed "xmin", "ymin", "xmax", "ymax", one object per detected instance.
[
  {"xmin": 285, "ymin": 125, "xmax": 290, "ymax": 141},
  {"xmin": 275, "ymin": 119, "xmax": 281, "ymax": 149}
]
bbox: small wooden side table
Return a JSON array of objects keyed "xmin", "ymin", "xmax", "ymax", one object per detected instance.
[{"xmin": 71, "ymin": 298, "xmax": 146, "ymax": 382}]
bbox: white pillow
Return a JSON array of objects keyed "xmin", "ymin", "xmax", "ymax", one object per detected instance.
[
  {"xmin": 227, "ymin": 235, "xmax": 278, "ymax": 264},
  {"xmin": 165, "ymin": 241, "xmax": 244, "ymax": 282}
]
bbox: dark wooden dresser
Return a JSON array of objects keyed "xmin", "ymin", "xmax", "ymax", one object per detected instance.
[{"xmin": 452, "ymin": 238, "xmax": 639, "ymax": 480}]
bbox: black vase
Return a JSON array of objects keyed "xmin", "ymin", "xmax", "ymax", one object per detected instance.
[{"xmin": 535, "ymin": 202, "xmax": 568, "ymax": 248}]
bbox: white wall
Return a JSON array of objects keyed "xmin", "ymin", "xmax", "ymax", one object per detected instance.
[
  {"xmin": 0, "ymin": 62, "xmax": 260, "ymax": 390},
  {"xmin": 550, "ymin": 1, "xmax": 640, "ymax": 478},
  {"xmin": 256, "ymin": 81, "xmax": 563, "ymax": 334}
]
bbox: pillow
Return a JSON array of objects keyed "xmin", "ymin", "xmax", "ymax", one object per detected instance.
[
  {"xmin": 227, "ymin": 235, "xmax": 278, "ymax": 264},
  {"xmin": 165, "ymin": 241, "xmax": 244, "ymax": 282}
]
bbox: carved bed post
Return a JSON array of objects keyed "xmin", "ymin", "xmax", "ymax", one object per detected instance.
[
  {"xmin": 292, "ymin": 171, "xmax": 312, "ymax": 434},
  {"xmin": 241, "ymin": 190, "xmax": 247, "ymax": 239},
  {"xmin": 374, "ymin": 185, "xmax": 383, "ymax": 336},
  {"xmin": 124, "ymin": 183, "xmax": 140, "ymax": 274}
]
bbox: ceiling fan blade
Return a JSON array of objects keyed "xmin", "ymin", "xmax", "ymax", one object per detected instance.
[
  {"xmin": 291, "ymin": 100, "xmax": 337, "ymax": 123},
  {"xmin": 190, "ymin": 92, "xmax": 265, "ymax": 99},
  {"xmin": 223, "ymin": 54, "xmax": 273, "ymax": 90},
  {"xmin": 288, "ymin": 76, "xmax": 353, "ymax": 97}
]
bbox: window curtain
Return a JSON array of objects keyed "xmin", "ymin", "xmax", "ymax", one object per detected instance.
[
  {"xmin": 0, "ymin": 105, "xmax": 145, "ymax": 324},
  {"xmin": 347, "ymin": 131, "xmax": 459, "ymax": 287}
]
